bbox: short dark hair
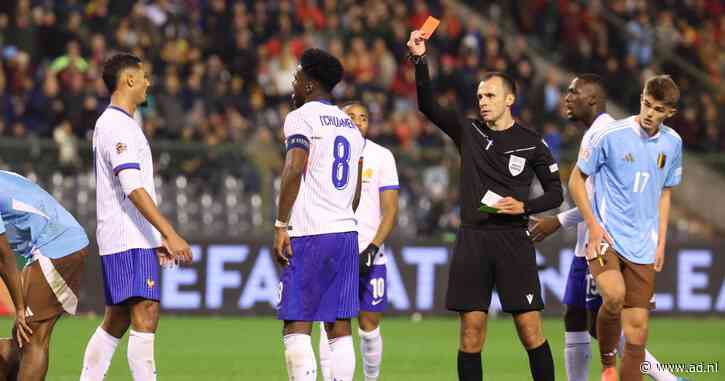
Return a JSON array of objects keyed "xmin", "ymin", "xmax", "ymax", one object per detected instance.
[
  {"xmin": 481, "ymin": 72, "xmax": 517, "ymax": 96},
  {"xmin": 576, "ymin": 73, "xmax": 607, "ymax": 98},
  {"xmin": 300, "ymin": 48, "xmax": 344, "ymax": 93},
  {"xmin": 102, "ymin": 53, "xmax": 142, "ymax": 93},
  {"xmin": 341, "ymin": 101, "xmax": 367, "ymax": 112},
  {"xmin": 644, "ymin": 75, "xmax": 679, "ymax": 107}
]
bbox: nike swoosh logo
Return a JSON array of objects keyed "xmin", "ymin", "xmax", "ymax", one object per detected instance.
[{"xmin": 371, "ymin": 299, "xmax": 383, "ymax": 306}]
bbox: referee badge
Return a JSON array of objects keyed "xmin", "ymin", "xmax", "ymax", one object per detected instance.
[
  {"xmin": 657, "ymin": 152, "xmax": 667, "ymax": 169},
  {"xmin": 508, "ymin": 154, "xmax": 526, "ymax": 176}
]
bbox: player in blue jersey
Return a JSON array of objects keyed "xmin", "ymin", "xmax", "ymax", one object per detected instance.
[
  {"xmin": 274, "ymin": 49, "xmax": 365, "ymax": 381},
  {"xmin": 570, "ymin": 75, "xmax": 683, "ymax": 381},
  {"xmin": 532, "ymin": 75, "xmax": 683, "ymax": 381},
  {"xmin": 0, "ymin": 170, "xmax": 89, "ymax": 380}
]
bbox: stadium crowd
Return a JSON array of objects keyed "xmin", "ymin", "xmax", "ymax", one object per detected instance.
[
  {"xmin": 0, "ymin": 0, "xmax": 721, "ymax": 236},
  {"xmin": 494, "ymin": 0, "xmax": 724, "ymax": 152}
]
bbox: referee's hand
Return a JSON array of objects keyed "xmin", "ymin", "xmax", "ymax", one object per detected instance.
[
  {"xmin": 407, "ymin": 30, "xmax": 426, "ymax": 56},
  {"xmin": 494, "ymin": 197, "xmax": 525, "ymax": 215},
  {"xmin": 359, "ymin": 243, "xmax": 379, "ymax": 278}
]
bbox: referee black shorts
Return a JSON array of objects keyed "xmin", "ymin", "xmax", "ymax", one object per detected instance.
[{"xmin": 445, "ymin": 226, "xmax": 544, "ymax": 314}]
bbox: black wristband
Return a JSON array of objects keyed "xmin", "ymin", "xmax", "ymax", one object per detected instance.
[
  {"xmin": 407, "ymin": 53, "xmax": 426, "ymax": 65},
  {"xmin": 367, "ymin": 243, "xmax": 379, "ymax": 253}
]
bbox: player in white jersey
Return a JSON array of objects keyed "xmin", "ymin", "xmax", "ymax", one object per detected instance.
[
  {"xmin": 319, "ymin": 102, "xmax": 400, "ymax": 381},
  {"xmin": 80, "ymin": 53, "xmax": 192, "ymax": 381},
  {"xmin": 531, "ymin": 75, "xmax": 681, "ymax": 381},
  {"xmin": 273, "ymin": 48, "xmax": 365, "ymax": 381}
]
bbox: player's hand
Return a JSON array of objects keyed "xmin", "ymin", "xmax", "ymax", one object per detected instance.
[
  {"xmin": 274, "ymin": 227, "xmax": 292, "ymax": 267},
  {"xmin": 407, "ymin": 30, "xmax": 427, "ymax": 56},
  {"xmin": 494, "ymin": 197, "xmax": 525, "ymax": 215},
  {"xmin": 359, "ymin": 243, "xmax": 379, "ymax": 279},
  {"xmin": 163, "ymin": 233, "xmax": 192, "ymax": 265},
  {"xmin": 654, "ymin": 245, "xmax": 665, "ymax": 272},
  {"xmin": 14, "ymin": 306, "xmax": 32, "ymax": 348},
  {"xmin": 157, "ymin": 247, "xmax": 177, "ymax": 268},
  {"xmin": 585, "ymin": 223, "xmax": 613, "ymax": 262},
  {"xmin": 529, "ymin": 215, "xmax": 561, "ymax": 242}
]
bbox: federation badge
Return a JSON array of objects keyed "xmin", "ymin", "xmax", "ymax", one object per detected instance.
[
  {"xmin": 657, "ymin": 152, "xmax": 667, "ymax": 169},
  {"xmin": 362, "ymin": 168, "xmax": 374, "ymax": 182},
  {"xmin": 508, "ymin": 154, "xmax": 526, "ymax": 176},
  {"xmin": 116, "ymin": 142, "xmax": 127, "ymax": 154}
]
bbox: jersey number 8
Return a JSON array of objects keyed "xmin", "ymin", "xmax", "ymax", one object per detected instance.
[{"xmin": 331, "ymin": 136, "xmax": 351, "ymax": 189}]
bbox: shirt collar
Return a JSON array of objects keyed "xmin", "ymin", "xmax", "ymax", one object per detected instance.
[
  {"xmin": 108, "ymin": 105, "xmax": 133, "ymax": 119},
  {"xmin": 630, "ymin": 116, "xmax": 661, "ymax": 140}
]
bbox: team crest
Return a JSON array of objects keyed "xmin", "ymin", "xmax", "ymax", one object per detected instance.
[
  {"xmin": 116, "ymin": 142, "xmax": 127, "ymax": 154},
  {"xmin": 146, "ymin": 278, "xmax": 155, "ymax": 289},
  {"xmin": 508, "ymin": 154, "xmax": 526, "ymax": 176},
  {"xmin": 362, "ymin": 168, "xmax": 374, "ymax": 183},
  {"xmin": 657, "ymin": 153, "xmax": 667, "ymax": 169}
]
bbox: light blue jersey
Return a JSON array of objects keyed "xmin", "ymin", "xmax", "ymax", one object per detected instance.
[
  {"xmin": 576, "ymin": 116, "xmax": 682, "ymax": 264},
  {"xmin": 0, "ymin": 170, "xmax": 89, "ymax": 261}
]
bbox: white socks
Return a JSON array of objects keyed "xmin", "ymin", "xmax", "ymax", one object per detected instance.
[
  {"xmin": 319, "ymin": 325, "xmax": 333, "ymax": 381},
  {"xmin": 617, "ymin": 332, "xmax": 677, "ymax": 381},
  {"xmin": 128, "ymin": 330, "xmax": 157, "ymax": 381},
  {"xmin": 359, "ymin": 327, "xmax": 383, "ymax": 381},
  {"xmin": 564, "ymin": 331, "xmax": 591, "ymax": 381},
  {"xmin": 80, "ymin": 327, "xmax": 120, "ymax": 381},
  {"xmin": 329, "ymin": 335, "xmax": 356, "ymax": 381},
  {"xmin": 284, "ymin": 334, "xmax": 317, "ymax": 381}
]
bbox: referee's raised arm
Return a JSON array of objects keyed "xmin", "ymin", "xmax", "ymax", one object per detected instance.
[{"xmin": 407, "ymin": 30, "xmax": 462, "ymax": 145}]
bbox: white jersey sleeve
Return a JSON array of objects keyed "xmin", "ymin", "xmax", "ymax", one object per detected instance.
[
  {"xmin": 284, "ymin": 111, "xmax": 313, "ymax": 151},
  {"xmin": 378, "ymin": 149, "xmax": 400, "ymax": 191},
  {"xmin": 104, "ymin": 125, "xmax": 142, "ymax": 175},
  {"xmin": 557, "ymin": 207, "xmax": 583, "ymax": 229}
]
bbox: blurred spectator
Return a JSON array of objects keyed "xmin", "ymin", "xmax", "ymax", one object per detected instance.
[{"xmin": 53, "ymin": 119, "xmax": 80, "ymax": 173}]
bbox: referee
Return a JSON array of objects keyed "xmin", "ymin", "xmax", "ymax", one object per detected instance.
[{"xmin": 407, "ymin": 31, "xmax": 562, "ymax": 381}]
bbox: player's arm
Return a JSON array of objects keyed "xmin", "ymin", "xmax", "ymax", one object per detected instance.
[
  {"xmin": 352, "ymin": 158, "xmax": 363, "ymax": 212},
  {"xmin": 371, "ymin": 188, "xmax": 399, "ymax": 247},
  {"xmin": 0, "ymin": 233, "xmax": 33, "ymax": 346},
  {"xmin": 654, "ymin": 187, "xmax": 672, "ymax": 272},
  {"xmin": 273, "ymin": 147, "xmax": 308, "ymax": 266},
  {"xmin": 526, "ymin": 141, "xmax": 564, "ymax": 214},
  {"xmin": 655, "ymin": 142, "xmax": 682, "ymax": 271},
  {"xmin": 569, "ymin": 168, "xmax": 595, "ymax": 228},
  {"xmin": 119, "ymin": 170, "xmax": 191, "ymax": 264},
  {"xmin": 407, "ymin": 31, "xmax": 462, "ymax": 145}
]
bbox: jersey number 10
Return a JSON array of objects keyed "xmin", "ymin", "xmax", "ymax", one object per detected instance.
[{"xmin": 331, "ymin": 136, "xmax": 351, "ymax": 189}]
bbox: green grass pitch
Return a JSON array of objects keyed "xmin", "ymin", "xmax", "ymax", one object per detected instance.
[{"xmin": 1, "ymin": 316, "xmax": 722, "ymax": 380}]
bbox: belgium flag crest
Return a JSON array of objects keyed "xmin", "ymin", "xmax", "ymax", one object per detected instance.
[{"xmin": 657, "ymin": 153, "xmax": 667, "ymax": 169}]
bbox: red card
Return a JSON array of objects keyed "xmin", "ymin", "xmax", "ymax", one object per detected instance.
[{"xmin": 419, "ymin": 16, "xmax": 440, "ymax": 40}]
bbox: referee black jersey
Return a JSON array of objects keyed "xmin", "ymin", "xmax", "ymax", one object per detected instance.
[{"xmin": 415, "ymin": 59, "xmax": 563, "ymax": 230}]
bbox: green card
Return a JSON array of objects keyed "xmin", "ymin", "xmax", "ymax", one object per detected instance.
[{"xmin": 478, "ymin": 204, "xmax": 499, "ymax": 213}]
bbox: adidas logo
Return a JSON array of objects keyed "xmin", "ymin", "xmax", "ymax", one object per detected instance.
[{"xmin": 623, "ymin": 153, "xmax": 635, "ymax": 163}]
